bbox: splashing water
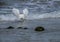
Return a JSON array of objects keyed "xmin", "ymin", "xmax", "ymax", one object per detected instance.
[
  {"xmin": 12, "ymin": 8, "xmax": 60, "ymax": 20},
  {"xmin": 26, "ymin": 11, "xmax": 60, "ymax": 20},
  {"xmin": 0, "ymin": 9, "xmax": 60, "ymax": 21},
  {"xmin": 0, "ymin": 0, "xmax": 60, "ymax": 21}
]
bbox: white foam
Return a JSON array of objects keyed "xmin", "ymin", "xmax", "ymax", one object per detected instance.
[
  {"xmin": 0, "ymin": 11, "xmax": 60, "ymax": 21},
  {"xmin": 0, "ymin": 14, "xmax": 17, "ymax": 21},
  {"xmin": 27, "ymin": 11, "xmax": 60, "ymax": 20}
]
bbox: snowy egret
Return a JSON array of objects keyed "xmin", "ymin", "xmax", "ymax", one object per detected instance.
[
  {"xmin": 12, "ymin": 8, "xmax": 28, "ymax": 20},
  {"xmin": 12, "ymin": 8, "xmax": 29, "ymax": 27}
]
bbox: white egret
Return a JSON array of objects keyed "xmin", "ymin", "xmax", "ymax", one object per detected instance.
[
  {"xmin": 12, "ymin": 8, "xmax": 28, "ymax": 20},
  {"xmin": 12, "ymin": 8, "xmax": 29, "ymax": 27}
]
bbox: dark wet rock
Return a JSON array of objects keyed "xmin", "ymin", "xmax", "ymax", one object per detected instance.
[
  {"xmin": 17, "ymin": 27, "xmax": 23, "ymax": 29},
  {"xmin": 17, "ymin": 27, "xmax": 28, "ymax": 29},
  {"xmin": 35, "ymin": 26, "xmax": 44, "ymax": 32},
  {"xmin": 24, "ymin": 27, "xmax": 28, "ymax": 29},
  {"xmin": 7, "ymin": 26, "xmax": 14, "ymax": 29}
]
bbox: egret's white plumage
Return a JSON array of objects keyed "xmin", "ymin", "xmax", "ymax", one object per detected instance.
[
  {"xmin": 23, "ymin": 8, "xmax": 29, "ymax": 15},
  {"xmin": 12, "ymin": 8, "xmax": 28, "ymax": 20},
  {"xmin": 12, "ymin": 8, "xmax": 20, "ymax": 15}
]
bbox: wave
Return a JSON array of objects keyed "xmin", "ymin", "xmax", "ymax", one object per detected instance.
[
  {"xmin": 27, "ymin": 11, "xmax": 60, "ymax": 20},
  {"xmin": 0, "ymin": 14, "xmax": 17, "ymax": 21},
  {"xmin": 0, "ymin": 11, "xmax": 60, "ymax": 21}
]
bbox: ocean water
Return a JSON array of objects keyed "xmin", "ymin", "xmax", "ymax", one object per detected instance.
[
  {"xmin": 0, "ymin": 18, "xmax": 60, "ymax": 42},
  {"xmin": 0, "ymin": 0, "xmax": 60, "ymax": 42}
]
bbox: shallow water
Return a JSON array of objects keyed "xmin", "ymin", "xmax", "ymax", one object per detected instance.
[{"xmin": 0, "ymin": 18, "xmax": 60, "ymax": 42}]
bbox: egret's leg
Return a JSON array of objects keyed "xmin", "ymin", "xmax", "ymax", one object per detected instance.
[
  {"xmin": 21, "ymin": 19, "xmax": 27, "ymax": 28},
  {"xmin": 20, "ymin": 20, "xmax": 24, "ymax": 27},
  {"xmin": 17, "ymin": 18, "xmax": 24, "ymax": 28},
  {"xmin": 19, "ymin": 18, "xmax": 25, "ymax": 27},
  {"xmin": 17, "ymin": 18, "xmax": 27, "ymax": 28}
]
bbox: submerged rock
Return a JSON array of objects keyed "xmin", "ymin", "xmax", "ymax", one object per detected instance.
[
  {"xmin": 35, "ymin": 26, "xmax": 44, "ymax": 32},
  {"xmin": 17, "ymin": 27, "xmax": 28, "ymax": 29},
  {"xmin": 24, "ymin": 27, "xmax": 28, "ymax": 29},
  {"xmin": 7, "ymin": 26, "xmax": 14, "ymax": 29},
  {"xmin": 17, "ymin": 27, "xmax": 23, "ymax": 29}
]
